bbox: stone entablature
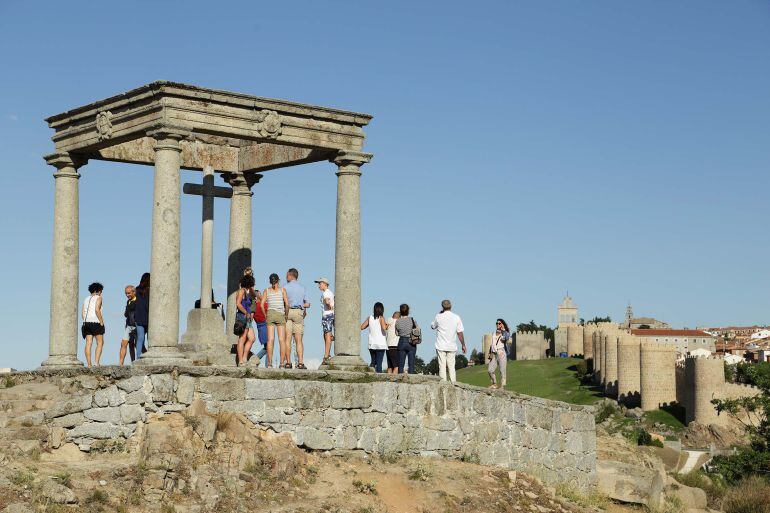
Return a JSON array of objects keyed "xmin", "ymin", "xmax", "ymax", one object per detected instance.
[
  {"xmin": 46, "ymin": 81, "xmax": 371, "ymax": 172},
  {"xmin": 7, "ymin": 367, "xmax": 597, "ymax": 491}
]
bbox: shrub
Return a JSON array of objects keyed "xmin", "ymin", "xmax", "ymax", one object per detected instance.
[
  {"xmin": 352, "ymin": 480, "xmax": 378, "ymax": 495},
  {"xmin": 85, "ymin": 489, "xmax": 109, "ymax": 504},
  {"xmin": 3, "ymin": 375, "xmax": 16, "ymax": 388},
  {"xmin": 673, "ymin": 470, "xmax": 726, "ymax": 506},
  {"xmin": 575, "ymin": 360, "xmax": 591, "ymax": 384},
  {"xmin": 711, "ymin": 447, "xmax": 770, "ymax": 484},
  {"xmin": 407, "ymin": 463, "xmax": 432, "ymax": 481},
  {"xmin": 53, "ymin": 471, "xmax": 72, "ymax": 488},
  {"xmin": 595, "ymin": 402, "xmax": 617, "ymax": 424},
  {"xmin": 722, "ymin": 475, "xmax": 770, "ymax": 513}
]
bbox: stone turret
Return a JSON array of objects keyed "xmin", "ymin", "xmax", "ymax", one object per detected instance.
[
  {"xmin": 593, "ymin": 330, "xmax": 603, "ymax": 384},
  {"xmin": 567, "ymin": 325, "xmax": 584, "ymax": 357},
  {"xmin": 603, "ymin": 329, "xmax": 619, "ymax": 397},
  {"xmin": 684, "ymin": 356, "xmax": 725, "ymax": 426},
  {"xmin": 482, "ymin": 333, "xmax": 493, "ymax": 358},
  {"xmin": 617, "ymin": 333, "xmax": 641, "ymax": 407},
  {"xmin": 583, "ymin": 323, "xmax": 596, "ymax": 360},
  {"xmin": 640, "ymin": 342, "xmax": 676, "ymax": 411}
]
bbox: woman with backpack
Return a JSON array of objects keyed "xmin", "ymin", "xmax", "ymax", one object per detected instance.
[
  {"xmin": 488, "ymin": 318, "xmax": 511, "ymax": 389},
  {"xmin": 395, "ymin": 303, "xmax": 420, "ymax": 374}
]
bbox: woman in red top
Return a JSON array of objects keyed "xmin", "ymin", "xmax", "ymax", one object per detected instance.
[{"xmin": 252, "ymin": 288, "xmax": 269, "ymax": 366}]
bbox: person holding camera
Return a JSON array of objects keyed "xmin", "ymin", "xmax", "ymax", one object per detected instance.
[{"xmin": 487, "ymin": 318, "xmax": 511, "ymax": 389}]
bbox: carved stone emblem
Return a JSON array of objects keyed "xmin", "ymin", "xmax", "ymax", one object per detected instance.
[
  {"xmin": 255, "ymin": 109, "xmax": 281, "ymax": 139},
  {"xmin": 95, "ymin": 111, "xmax": 113, "ymax": 141}
]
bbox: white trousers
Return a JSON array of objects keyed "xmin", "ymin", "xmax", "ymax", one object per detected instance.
[{"xmin": 436, "ymin": 350, "xmax": 456, "ymax": 382}]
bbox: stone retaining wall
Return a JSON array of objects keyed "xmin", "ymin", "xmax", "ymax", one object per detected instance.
[{"xmin": 9, "ymin": 366, "xmax": 597, "ymax": 490}]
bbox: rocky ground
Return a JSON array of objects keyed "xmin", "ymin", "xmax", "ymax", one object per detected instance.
[{"xmin": 0, "ymin": 380, "xmax": 605, "ymax": 513}]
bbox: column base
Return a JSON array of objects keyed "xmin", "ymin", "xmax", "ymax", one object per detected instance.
[
  {"xmin": 135, "ymin": 346, "xmax": 191, "ymax": 367},
  {"xmin": 40, "ymin": 354, "xmax": 83, "ymax": 368},
  {"xmin": 179, "ymin": 308, "xmax": 234, "ymax": 366},
  {"xmin": 318, "ymin": 355, "xmax": 372, "ymax": 372}
]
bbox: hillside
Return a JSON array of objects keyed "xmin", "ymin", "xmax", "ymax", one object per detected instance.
[{"xmin": 456, "ymin": 358, "xmax": 603, "ymax": 405}]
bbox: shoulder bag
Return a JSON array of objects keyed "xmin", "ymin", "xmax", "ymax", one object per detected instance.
[{"xmin": 410, "ymin": 317, "xmax": 422, "ymax": 345}]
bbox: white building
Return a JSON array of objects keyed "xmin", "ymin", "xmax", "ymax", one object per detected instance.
[{"xmin": 631, "ymin": 329, "xmax": 716, "ymax": 354}]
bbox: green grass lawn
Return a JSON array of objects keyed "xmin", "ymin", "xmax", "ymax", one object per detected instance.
[
  {"xmin": 455, "ymin": 358, "xmax": 604, "ymax": 405},
  {"xmin": 643, "ymin": 405, "xmax": 686, "ymax": 431}
]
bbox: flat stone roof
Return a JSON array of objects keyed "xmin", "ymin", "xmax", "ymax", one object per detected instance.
[{"xmin": 45, "ymin": 80, "xmax": 373, "ymax": 126}]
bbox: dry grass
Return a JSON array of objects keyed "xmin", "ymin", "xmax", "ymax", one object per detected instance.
[{"xmin": 722, "ymin": 476, "xmax": 770, "ymax": 513}]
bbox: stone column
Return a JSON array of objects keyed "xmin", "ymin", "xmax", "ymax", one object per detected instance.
[
  {"xmin": 138, "ymin": 128, "xmax": 190, "ymax": 365},
  {"xmin": 199, "ymin": 165, "xmax": 215, "ymax": 307},
  {"xmin": 326, "ymin": 150, "xmax": 372, "ymax": 371},
  {"xmin": 41, "ymin": 153, "xmax": 84, "ymax": 368},
  {"xmin": 223, "ymin": 172, "xmax": 261, "ymax": 336}
]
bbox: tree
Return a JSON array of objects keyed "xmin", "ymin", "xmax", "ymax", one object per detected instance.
[
  {"xmin": 711, "ymin": 362, "xmax": 770, "ymax": 482},
  {"xmin": 455, "ymin": 354, "xmax": 469, "ymax": 370},
  {"xmin": 637, "ymin": 324, "xmax": 651, "ymax": 329},
  {"xmin": 516, "ymin": 320, "xmax": 555, "ymax": 346},
  {"xmin": 470, "ymin": 348, "xmax": 485, "ymax": 366},
  {"xmin": 425, "ymin": 357, "xmax": 439, "ymax": 375},
  {"xmin": 413, "ymin": 356, "xmax": 426, "ymax": 375},
  {"xmin": 588, "ymin": 316, "xmax": 612, "ymax": 324}
]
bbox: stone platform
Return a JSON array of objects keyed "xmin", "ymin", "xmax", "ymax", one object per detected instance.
[{"xmin": 6, "ymin": 366, "xmax": 597, "ymax": 490}]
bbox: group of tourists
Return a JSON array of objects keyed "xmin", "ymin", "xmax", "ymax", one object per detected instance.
[
  {"xmin": 233, "ymin": 268, "xmax": 334, "ymax": 368},
  {"xmin": 79, "ymin": 269, "xmax": 511, "ymax": 389},
  {"xmin": 361, "ymin": 299, "xmax": 468, "ymax": 381}
]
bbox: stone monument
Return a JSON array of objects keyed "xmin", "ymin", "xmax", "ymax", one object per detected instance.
[
  {"xmin": 180, "ymin": 165, "xmax": 233, "ymax": 364},
  {"xmin": 40, "ymin": 81, "xmax": 373, "ymax": 370}
]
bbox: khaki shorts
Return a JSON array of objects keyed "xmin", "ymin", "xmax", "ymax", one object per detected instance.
[
  {"xmin": 286, "ymin": 309, "xmax": 305, "ymax": 335},
  {"xmin": 267, "ymin": 310, "xmax": 286, "ymax": 326}
]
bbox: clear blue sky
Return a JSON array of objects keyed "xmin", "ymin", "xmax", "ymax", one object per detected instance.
[{"xmin": 1, "ymin": 1, "xmax": 768, "ymax": 371}]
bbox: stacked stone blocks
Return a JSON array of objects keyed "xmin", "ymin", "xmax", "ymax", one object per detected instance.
[{"xmin": 19, "ymin": 367, "xmax": 598, "ymax": 490}]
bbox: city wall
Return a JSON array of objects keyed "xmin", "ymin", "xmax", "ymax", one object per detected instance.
[
  {"xmin": 589, "ymin": 322, "xmax": 762, "ymax": 426},
  {"xmin": 515, "ymin": 331, "xmax": 548, "ymax": 360},
  {"xmin": 6, "ymin": 366, "xmax": 597, "ymax": 490}
]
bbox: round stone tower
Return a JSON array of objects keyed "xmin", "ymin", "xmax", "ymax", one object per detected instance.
[
  {"xmin": 617, "ymin": 333, "xmax": 641, "ymax": 407},
  {"xmin": 595, "ymin": 331, "xmax": 604, "ymax": 385},
  {"xmin": 640, "ymin": 342, "xmax": 676, "ymax": 411},
  {"xmin": 567, "ymin": 325, "xmax": 584, "ymax": 357},
  {"xmin": 684, "ymin": 356, "xmax": 725, "ymax": 426},
  {"xmin": 583, "ymin": 323, "xmax": 595, "ymax": 360},
  {"xmin": 603, "ymin": 329, "xmax": 619, "ymax": 397}
]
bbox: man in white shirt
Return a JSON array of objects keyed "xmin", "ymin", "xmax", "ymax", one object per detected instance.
[
  {"xmin": 430, "ymin": 299, "xmax": 466, "ymax": 383},
  {"xmin": 314, "ymin": 277, "xmax": 335, "ymax": 365}
]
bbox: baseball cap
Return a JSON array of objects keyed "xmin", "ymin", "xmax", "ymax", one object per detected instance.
[{"xmin": 314, "ymin": 277, "xmax": 330, "ymax": 285}]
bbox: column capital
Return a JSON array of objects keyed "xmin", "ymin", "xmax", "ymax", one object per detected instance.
[
  {"xmin": 222, "ymin": 171, "xmax": 262, "ymax": 195},
  {"xmin": 332, "ymin": 150, "xmax": 373, "ymax": 168},
  {"xmin": 44, "ymin": 153, "xmax": 86, "ymax": 178},
  {"xmin": 148, "ymin": 124, "xmax": 191, "ymax": 152}
]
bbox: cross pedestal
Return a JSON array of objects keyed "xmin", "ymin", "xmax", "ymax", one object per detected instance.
[{"xmin": 180, "ymin": 165, "xmax": 234, "ymax": 364}]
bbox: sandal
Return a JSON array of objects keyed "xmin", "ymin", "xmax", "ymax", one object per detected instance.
[
  {"xmin": 284, "ymin": 362, "xmax": 293, "ymax": 369},
  {"xmin": 297, "ymin": 363, "xmax": 307, "ymax": 370},
  {"xmin": 322, "ymin": 357, "xmax": 330, "ymax": 365}
]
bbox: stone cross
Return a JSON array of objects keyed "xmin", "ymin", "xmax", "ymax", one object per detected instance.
[{"xmin": 183, "ymin": 165, "xmax": 232, "ymax": 307}]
